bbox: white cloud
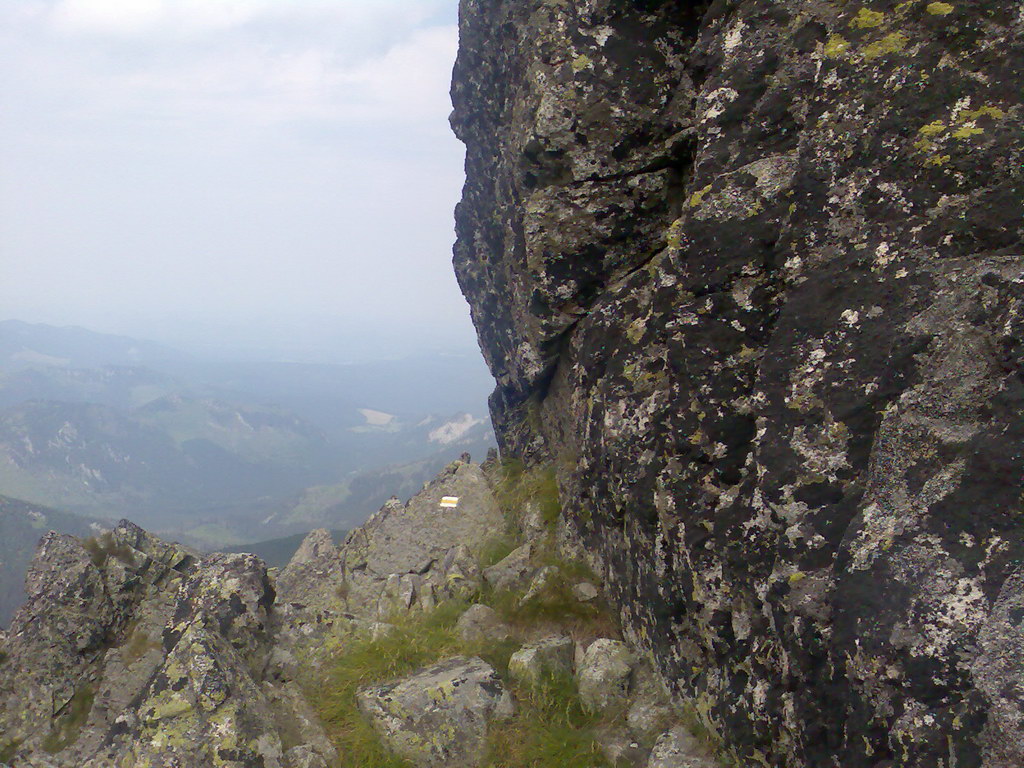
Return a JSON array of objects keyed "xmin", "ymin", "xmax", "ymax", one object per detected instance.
[{"xmin": 0, "ymin": 0, "xmax": 471, "ymax": 357}]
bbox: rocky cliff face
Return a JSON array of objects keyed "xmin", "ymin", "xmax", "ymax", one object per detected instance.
[{"xmin": 451, "ymin": 1, "xmax": 1024, "ymax": 765}]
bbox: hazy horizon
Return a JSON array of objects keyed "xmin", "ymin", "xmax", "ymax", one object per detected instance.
[{"xmin": 0, "ymin": 0, "xmax": 474, "ymax": 364}]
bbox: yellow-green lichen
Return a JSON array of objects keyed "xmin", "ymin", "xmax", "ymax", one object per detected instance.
[
  {"xmin": 851, "ymin": 8, "xmax": 886, "ymax": 28},
  {"xmin": 824, "ymin": 35, "xmax": 851, "ymax": 57},
  {"xmin": 861, "ymin": 32, "xmax": 909, "ymax": 59},
  {"xmin": 951, "ymin": 124, "xmax": 983, "ymax": 139},
  {"xmin": 918, "ymin": 120, "xmax": 946, "ymax": 137},
  {"xmin": 926, "ymin": 2, "xmax": 954, "ymax": 14},
  {"xmin": 625, "ymin": 317, "xmax": 647, "ymax": 344},
  {"xmin": 686, "ymin": 184, "xmax": 713, "ymax": 208},
  {"xmin": 957, "ymin": 106, "xmax": 1005, "ymax": 121},
  {"xmin": 571, "ymin": 54, "xmax": 592, "ymax": 73},
  {"xmin": 665, "ymin": 218, "xmax": 685, "ymax": 249}
]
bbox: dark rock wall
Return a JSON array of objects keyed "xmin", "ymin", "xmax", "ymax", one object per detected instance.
[{"xmin": 451, "ymin": 1, "xmax": 1024, "ymax": 765}]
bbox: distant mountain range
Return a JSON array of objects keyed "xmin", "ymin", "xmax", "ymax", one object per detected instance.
[
  {"xmin": 0, "ymin": 320, "xmax": 496, "ymax": 548},
  {"xmin": 0, "ymin": 319, "xmax": 188, "ymax": 370}
]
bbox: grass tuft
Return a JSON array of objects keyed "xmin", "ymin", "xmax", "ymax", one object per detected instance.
[
  {"xmin": 82, "ymin": 531, "xmax": 135, "ymax": 569},
  {"xmin": 307, "ymin": 602, "xmax": 468, "ymax": 768},
  {"xmin": 491, "ymin": 460, "xmax": 562, "ymax": 537},
  {"xmin": 485, "ymin": 672, "xmax": 610, "ymax": 768},
  {"xmin": 41, "ymin": 683, "xmax": 94, "ymax": 754}
]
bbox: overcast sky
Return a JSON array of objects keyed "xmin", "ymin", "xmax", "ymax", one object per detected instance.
[{"xmin": 0, "ymin": 0, "xmax": 477, "ymax": 362}]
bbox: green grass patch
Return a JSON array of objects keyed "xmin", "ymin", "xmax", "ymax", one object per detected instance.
[
  {"xmin": 484, "ymin": 672, "xmax": 610, "ymax": 768},
  {"xmin": 478, "ymin": 535, "xmax": 518, "ymax": 570},
  {"xmin": 491, "ymin": 460, "xmax": 562, "ymax": 536},
  {"xmin": 41, "ymin": 683, "xmax": 95, "ymax": 754},
  {"xmin": 82, "ymin": 531, "xmax": 135, "ymax": 569},
  {"xmin": 0, "ymin": 738, "xmax": 21, "ymax": 762},
  {"xmin": 308, "ymin": 601, "xmax": 468, "ymax": 768},
  {"xmin": 308, "ymin": 595, "xmax": 614, "ymax": 768}
]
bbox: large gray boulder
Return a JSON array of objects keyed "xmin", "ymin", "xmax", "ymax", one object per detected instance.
[
  {"xmin": 356, "ymin": 656, "xmax": 514, "ymax": 768},
  {"xmin": 343, "ymin": 460, "xmax": 504, "ymax": 577}
]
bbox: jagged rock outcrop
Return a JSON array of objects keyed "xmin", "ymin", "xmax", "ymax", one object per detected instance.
[
  {"xmin": 0, "ymin": 521, "xmax": 336, "ymax": 767},
  {"xmin": 274, "ymin": 458, "xmax": 502, "ymax": 660},
  {"xmin": 452, "ymin": 1, "xmax": 1024, "ymax": 765}
]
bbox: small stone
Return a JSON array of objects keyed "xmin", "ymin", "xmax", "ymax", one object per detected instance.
[
  {"xmin": 507, "ymin": 635, "xmax": 574, "ymax": 686},
  {"xmin": 578, "ymin": 638, "xmax": 635, "ymax": 713},
  {"xmin": 573, "ymin": 581, "xmax": 599, "ymax": 602},
  {"xmin": 646, "ymin": 725, "xmax": 717, "ymax": 768},
  {"xmin": 456, "ymin": 604, "xmax": 511, "ymax": 644}
]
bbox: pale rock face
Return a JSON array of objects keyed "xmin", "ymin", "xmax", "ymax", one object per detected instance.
[
  {"xmin": 507, "ymin": 635, "xmax": 574, "ymax": 686},
  {"xmin": 518, "ymin": 500, "xmax": 547, "ymax": 540},
  {"xmin": 356, "ymin": 656, "xmax": 514, "ymax": 768},
  {"xmin": 578, "ymin": 638, "xmax": 635, "ymax": 714},
  {"xmin": 482, "ymin": 542, "xmax": 535, "ymax": 591},
  {"xmin": 457, "ymin": 603, "xmax": 511, "ymax": 644}
]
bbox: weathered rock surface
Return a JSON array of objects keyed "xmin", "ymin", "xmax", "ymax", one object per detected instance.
[
  {"xmin": 482, "ymin": 542, "xmax": 534, "ymax": 591},
  {"xmin": 0, "ymin": 520, "xmax": 336, "ymax": 767},
  {"xmin": 356, "ymin": 655, "xmax": 514, "ymax": 768},
  {"xmin": 577, "ymin": 638, "xmax": 635, "ymax": 714},
  {"xmin": 507, "ymin": 634, "xmax": 574, "ymax": 686},
  {"xmin": 452, "ymin": 0, "xmax": 1024, "ymax": 764},
  {"xmin": 646, "ymin": 725, "xmax": 717, "ymax": 768},
  {"xmin": 343, "ymin": 460, "xmax": 502, "ymax": 578},
  {"xmin": 275, "ymin": 459, "xmax": 498, "ymax": 662},
  {"xmin": 457, "ymin": 603, "xmax": 511, "ymax": 644}
]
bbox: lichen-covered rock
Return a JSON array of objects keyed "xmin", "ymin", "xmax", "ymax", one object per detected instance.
[
  {"xmin": 342, "ymin": 459, "xmax": 503, "ymax": 577},
  {"xmin": 457, "ymin": 604, "xmax": 511, "ymax": 644},
  {"xmin": 332, "ymin": 460, "xmax": 503, "ymax": 622},
  {"xmin": 356, "ymin": 656, "xmax": 514, "ymax": 768},
  {"xmin": 507, "ymin": 635, "xmax": 574, "ymax": 686},
  {"xmin": 577, "ymin": 638, "xmax": 635, "ymax": 714},
  {"xmin": 572, "ymin": 581, "xmax": 599, "ymax": 603},
  {"xmin": 646, "ymin": 726, "xmax": 717, "ymax": 768},
  {"xmin": 0, "ymin": 521, "xmax": 335, "ymax": 767},
  {"xmin": 482, "ymin": 542, "xmax": 534, "ymax": 591},
  {"xmin": 451, "ymin": 0, "xmax": 1024, "ymax": 764},
  {"xmin": 516, "ymin": 563, "xmax": 559, "ymax": 607}
]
